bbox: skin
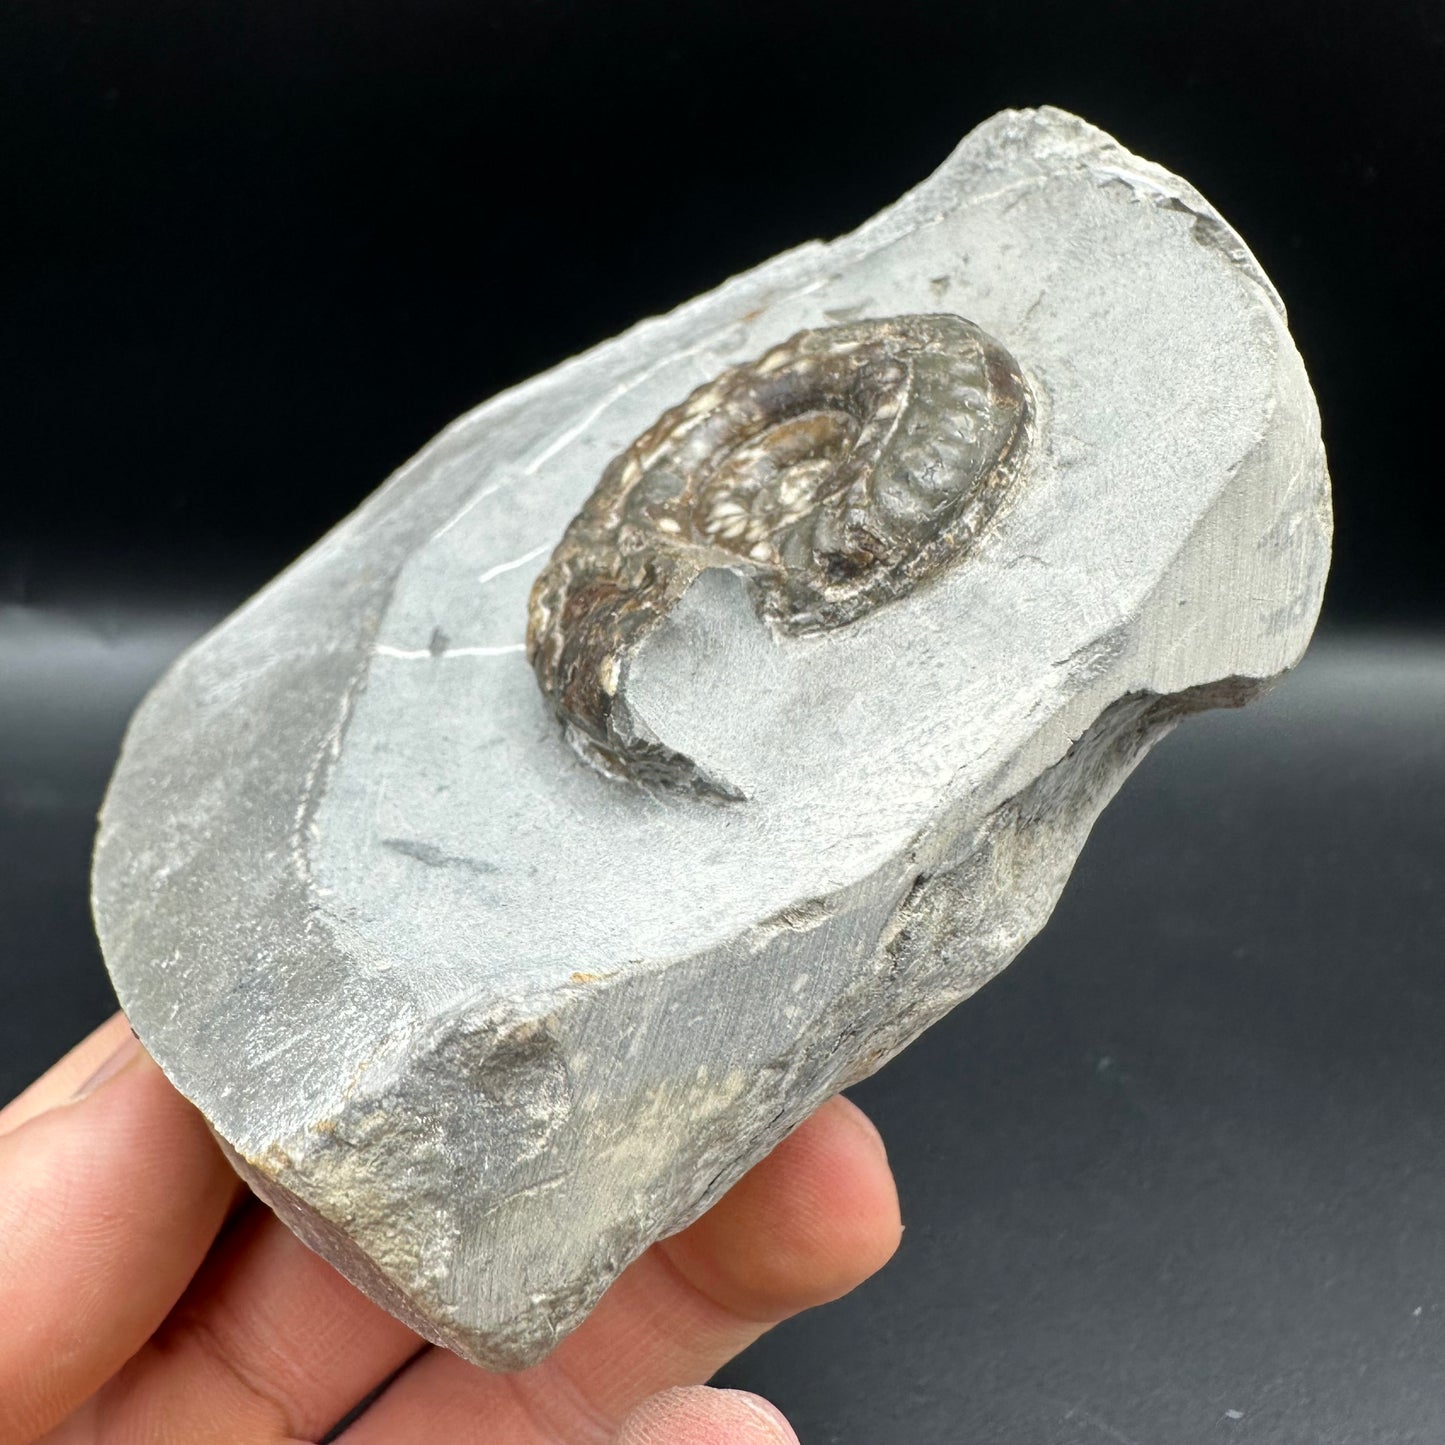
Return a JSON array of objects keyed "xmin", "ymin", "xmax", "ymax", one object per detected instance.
[{"xmin": 0, "ymin": 1014, "xmax": 902, "ymax": 1445}]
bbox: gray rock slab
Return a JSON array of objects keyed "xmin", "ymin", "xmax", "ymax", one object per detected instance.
[{"xmin": 93, "ymin": 106, "xmax": 1331, "ymax": 1369}]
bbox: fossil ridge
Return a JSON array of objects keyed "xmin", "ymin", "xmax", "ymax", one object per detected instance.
[
  {"xmin": 93, "ymin": 107, "xmax": 1331, "ymax": 1368},
  {"xmin": 526, "ymin": 313, "xmax": 1032, "ymax": 795}
]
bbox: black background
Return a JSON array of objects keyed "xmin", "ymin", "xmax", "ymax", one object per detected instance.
[
  {"xmin": 2, "ymin": 3, "xmax": 1443, "ymax": 1441},
  {"xmin": 2, "ymin": 0, "xmax": 1442, "ymax": 621}
]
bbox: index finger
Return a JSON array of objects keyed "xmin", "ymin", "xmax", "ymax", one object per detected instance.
[
  {"xmin": 0, "ymin": 1017, "xmax": 243, "ymax": 1443},
  {"xmin": 0, "ymin": 1012, "xmax": 133, "ymax": 1138}
]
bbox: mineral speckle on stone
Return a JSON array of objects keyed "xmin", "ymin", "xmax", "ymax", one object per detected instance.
[{"xmin": 93, "ymin": 106, "xmax": 1332, "ymax": 1370}]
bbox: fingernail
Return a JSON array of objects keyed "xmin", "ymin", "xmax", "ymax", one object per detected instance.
[
  {"xmin": 728, "ymin": 1390, "xmax": 801, "ymax": 1441},
  {"xmin": 71, "ymin": 1031, "xmax": 142, "ymax": 1101},
  {"xmin": 837, "ymin": 1093, "xmax": 891, "ymax": 1165}
]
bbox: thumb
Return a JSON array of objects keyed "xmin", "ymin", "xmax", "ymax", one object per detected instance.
[{"xmin": 613, "ymin": 1385, "xmax": 800, "ymax": 1444}]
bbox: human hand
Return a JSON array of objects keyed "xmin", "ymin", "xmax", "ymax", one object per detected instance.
[{"xmin": 0, "ymin": 1013, "xmax": 901, "ymax": 1444}]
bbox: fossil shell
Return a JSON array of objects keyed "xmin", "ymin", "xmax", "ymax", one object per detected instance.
[{"xmin": 526, "ymin": 313, "xmax": 1032, "ymax": 793}]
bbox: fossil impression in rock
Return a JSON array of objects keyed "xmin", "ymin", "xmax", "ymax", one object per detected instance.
[
  {"xmin": 528, "ymin": 313, "xmax": 1033, "ymax": 795},
  {"xmin": 93, "ymin": 107, "xmax": 1332, "ymax": 1369}
]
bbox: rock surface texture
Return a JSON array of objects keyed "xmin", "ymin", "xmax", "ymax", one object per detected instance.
[{"xmin": 94, "ymin": 107, "xmax": 1332, "ymax": 1369}]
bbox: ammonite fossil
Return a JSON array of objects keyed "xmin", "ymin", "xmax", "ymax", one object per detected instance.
[{"xmin": 527, "ymin": 313, "xmax": 1033, "ymax": 794}]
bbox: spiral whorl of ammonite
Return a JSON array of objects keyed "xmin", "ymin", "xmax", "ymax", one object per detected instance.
[{"xmin": 526, "ymin": 313, "xmax": 1032, "ymax": 795}]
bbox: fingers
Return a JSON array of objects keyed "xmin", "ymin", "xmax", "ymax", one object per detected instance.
[
  {"xmin": 67, "ymin": 1202, "xmax": 424, "ymax": 1444},
  {"xmin": 661, "ymin": 1093, "xmax": 901, "ymax": 1322},
  {"xmin": 27, "ymin": 1088, "xmax": 897, "ymax": 1445},
  {"xmin": 340, "ymin": 1094, "xmax": 901, "ymax": 1443},
  {"xmin": 0, "ymin": 1022, "xmax": 243, "ymax": 1444},
  {"xmin": 612, "ymin": 1387, "xmax": 799, "ymax": 1445},
  {"xmin": 0, "ymin": 1012, "xmax": 133, "ymax": 1138}
]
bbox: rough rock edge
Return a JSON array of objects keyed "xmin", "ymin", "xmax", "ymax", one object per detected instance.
[
  {"xmin": 95, "ymin": 105, "xmax": 1328, "ymax": 1370},
  {"xmin": 222, "ymin": 677, "xmax": 1271, "ymax": 1369},
  {"xmin": 225, "ymin": 112, "xmax": 1322, "ymax": 1367}
]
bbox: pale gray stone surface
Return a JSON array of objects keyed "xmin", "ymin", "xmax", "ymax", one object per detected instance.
[{"xmin": 93, "ymin": 107, "xmax": 1331, "ymax": 1368}]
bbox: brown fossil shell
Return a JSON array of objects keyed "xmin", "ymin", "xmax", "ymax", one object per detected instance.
[{"xmin": 526, "ymin": 313, "xmax": 1033, "ymax": 794}]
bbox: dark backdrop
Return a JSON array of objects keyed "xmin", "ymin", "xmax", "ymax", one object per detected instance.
[
  {"xmin": 2, "ymin": 0, "xmax": 1441, "ymax": 622},
  {"xmin": 3, "ymin": 4, "xmax": 1443, "ymax": 1442}
]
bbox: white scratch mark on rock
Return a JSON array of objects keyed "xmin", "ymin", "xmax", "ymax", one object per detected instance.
[
  {"xmin": 522, "ymin": 343, "xmax": 714, "ymax": 478},
  {"xmin": 432, "ymin": 475, "xmax": 517, "ymax": 542},
  {"xmin": 478, "ymin": 543, "xmax": 550, "ymax": 588}
]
